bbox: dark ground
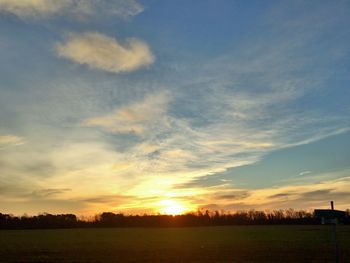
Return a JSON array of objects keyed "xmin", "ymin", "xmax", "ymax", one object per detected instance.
[{"xmin": 0, "ymin": 225, "xmax": 349, "ymax": 262}]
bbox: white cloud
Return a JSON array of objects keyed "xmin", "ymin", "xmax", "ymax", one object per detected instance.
[
  {"xmin": 0, "ymin": 0, "xmax": 68, "ymax": 18},
  {"xmin": 0, "ymin": 135, "xmax": 24, "ymax": 147},
  {"xmin": 83, "ymin": 92, "xmax": 169, "ymax": 135},
  {"xmin": 0, "ymin": 0, "xmax": 143, "ymax": 19},
  {"xmin": 56, "ymin": 32, "xmax": 154, "ymax": 73}
]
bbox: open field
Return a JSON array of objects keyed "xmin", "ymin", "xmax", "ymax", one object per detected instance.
[{"xmin": 0, "ymin": 225, "xmax": 350, "ymax": 262}]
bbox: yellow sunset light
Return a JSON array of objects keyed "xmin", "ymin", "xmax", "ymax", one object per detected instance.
[{"xmin": 159, "ymin": 200, "xmax": 187, "ymax": 215}]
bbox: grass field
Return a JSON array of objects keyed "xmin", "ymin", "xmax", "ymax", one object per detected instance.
[{"xmin": 0, "ymin": 225, "xmax": 349, "ymax": 262}]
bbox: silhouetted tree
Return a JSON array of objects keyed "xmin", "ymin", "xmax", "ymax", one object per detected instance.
[{"xmin": 0, "ymin": 209, "xmax": 347, "ymax": 229}]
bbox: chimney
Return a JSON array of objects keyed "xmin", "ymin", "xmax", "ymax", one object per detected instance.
[{"xmin": 331, "ymin": 201, "xmax": 334, "ymax": 210}]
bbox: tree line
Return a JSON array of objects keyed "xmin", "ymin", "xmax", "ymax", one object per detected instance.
[{"xmin": 1, "ymin": 209, "xmax": 349, "ymax": 229}]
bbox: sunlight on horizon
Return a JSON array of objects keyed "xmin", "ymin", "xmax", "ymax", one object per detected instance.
[{"xmin": 159, "ymin": 200, "xmax": 189, "ymax": 215}]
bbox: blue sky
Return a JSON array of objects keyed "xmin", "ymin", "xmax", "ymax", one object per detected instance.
[{"xmin": 0, "ymin": 0, "xmax": 349, "ymax": 215}]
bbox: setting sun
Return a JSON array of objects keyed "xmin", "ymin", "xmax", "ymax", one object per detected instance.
[{"xmin": 159, "ymin": 200, "xmax": 187, "ymax": 215}]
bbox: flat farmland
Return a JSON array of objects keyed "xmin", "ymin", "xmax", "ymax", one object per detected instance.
[{"xmin": 0, "ymin": 225, "xmax": 349, "ymax": 262}]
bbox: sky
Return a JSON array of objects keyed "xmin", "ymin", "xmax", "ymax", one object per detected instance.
[{"xmin": 0, "ymin": 0, "xmax": 349, "ymax": 216}]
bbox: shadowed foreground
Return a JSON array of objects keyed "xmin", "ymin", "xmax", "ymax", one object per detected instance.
[{"xmin": 1, "ymin": 226, "xmax": 349, "ymax": 262}]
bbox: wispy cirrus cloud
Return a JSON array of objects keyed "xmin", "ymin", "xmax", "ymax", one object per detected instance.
[
  {"xmin": 0, "ymin": 134, "xmax": 24, "ymax": 147},
  {"xmin": 195, "ymin": 173, "xmax": 350, "ymax": 211},
  {"xmin": 30, "ymin": 188, "xmax": 71, "ymax": 198},
  {"xmin": 56, "ymin": 32, "xmax": 154, "ymax": 73},
  {"xmin": 82, "ymin": 92, "xmax": 168, "ymax": 135},
  {"xmin": 299, "ymin": 171, "xmax": 312, "ymax": 176},
  {"xmin": 0, "ymin": 0, "xmax": 143, "ymax": 20}
]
